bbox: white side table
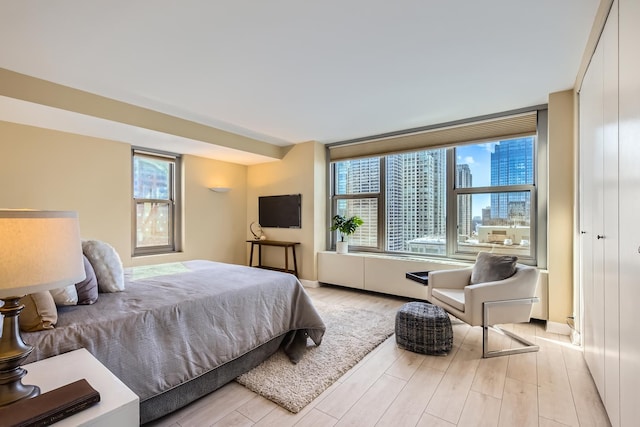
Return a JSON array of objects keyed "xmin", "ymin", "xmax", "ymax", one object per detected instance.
[{"xmin": 22, "ymin": 348, "xmax": 139, "ymax": 426}]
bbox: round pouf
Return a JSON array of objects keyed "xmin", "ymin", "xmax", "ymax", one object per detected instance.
[{"xmin": 395, "ymin": 302, "xmax": 453, "ymax": 355}]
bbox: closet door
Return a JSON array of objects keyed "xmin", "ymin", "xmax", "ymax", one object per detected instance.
[
  {"xmin": 618, "ymin": 0, "xmax": 640, "ymax": 425},
  {"xmin": 579, "ymin": 28, "xmax": 605, "ymax": 398},
  {"xmin": 602, "ymin": 4, "xmax": 620, "ymax": 425}
]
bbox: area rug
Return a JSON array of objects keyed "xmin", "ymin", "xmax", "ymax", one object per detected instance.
[{"xmin": 235, "ymin": 301, "xmax": 395, "ymax": 413}]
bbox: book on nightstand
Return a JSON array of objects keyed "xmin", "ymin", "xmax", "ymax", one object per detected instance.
[{"xmin": 0, "ymin": 378, "xmax": 101, "ymax": 427}]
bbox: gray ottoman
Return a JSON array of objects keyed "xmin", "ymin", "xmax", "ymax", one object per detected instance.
[{"xmin": 395, "ymin": 302, "xmax": 453, "ymax": 355}]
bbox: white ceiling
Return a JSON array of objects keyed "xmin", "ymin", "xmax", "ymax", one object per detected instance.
[{"xmin": 0, "ymin": 1, "xmax": 600, "ymax": 164}]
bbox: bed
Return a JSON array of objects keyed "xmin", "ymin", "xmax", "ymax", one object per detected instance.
[{"xmin": 22, "ymin": 259, "xmax": 326, "ymax": 424}]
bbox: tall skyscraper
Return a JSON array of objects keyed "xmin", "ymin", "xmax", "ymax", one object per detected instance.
[
  {"xmin": 334, "ymin": 158, "xmax": 379, "ymax": 247},
  {"xmin": 386, "ymin": 149, "xmax": 446, "ymax": 251},
  {"xmin": 490, "ymin": 137, "xmax": 534, "ymax": 222},
  {"xmin": 456, "ymin": 163, "xmax": 473, "ymax": 237}
]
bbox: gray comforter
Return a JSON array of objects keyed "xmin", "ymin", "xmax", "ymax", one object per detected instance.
[{"xmin": 23, "ymin": 260, "xmax": 326, "ymax": 403}]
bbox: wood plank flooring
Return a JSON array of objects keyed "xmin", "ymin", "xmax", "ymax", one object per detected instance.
[{"xmin": 146, "ymin": 285, "xmax": 611, "ymax": 427}]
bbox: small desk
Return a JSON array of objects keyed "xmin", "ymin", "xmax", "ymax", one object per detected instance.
[{"xmin": 247, "ymin": 240, "xmax": 300, "ymax": 277}]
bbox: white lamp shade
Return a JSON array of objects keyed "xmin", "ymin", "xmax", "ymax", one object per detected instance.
[{"xmin": 0, "ymin": 210, "xmax": 85, "ymax": 297}]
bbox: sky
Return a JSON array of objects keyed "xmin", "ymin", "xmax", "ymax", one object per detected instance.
[{"xmin": 456, "ymin": 142, "xmax": 497, "ymax": 217}]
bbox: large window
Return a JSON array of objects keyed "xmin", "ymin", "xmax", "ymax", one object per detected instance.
[
  {"xmin": 132, "ymin": 149, "xmax": 181, "ymax": 256},
  {"xmin": 333, "ymin": 159, "xmax": 381, "ymax": 248},
  {"xmin": 453, "ymin": 138, "xmax": 535, "ymax": 259},
  {"xmin": 330, "ymin": 136, "xmax": 538, "ymax": 263}
]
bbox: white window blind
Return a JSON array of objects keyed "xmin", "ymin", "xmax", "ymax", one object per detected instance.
[{"xmin": 329, "ymin": 111, "xmax": 538, "ymax": 161}]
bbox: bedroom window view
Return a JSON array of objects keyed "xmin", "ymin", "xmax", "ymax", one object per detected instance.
[
  {"xmin": 132, "ymin": 150, "xmax": 180, "ymax": 255},
  {"xmin": 331, "ymin": 136, "xmax": 536, "ymax": 261},
  {"xmin": 386, "ymin": 149, "xmax": 447, "ymax": 255},
  {"xmin": 455, "ymin": 138, "xmax": 535, "ymax": 258},
  {"xmin": 333, "ymin": 159, "xmax": 381, "ymax": 249}
]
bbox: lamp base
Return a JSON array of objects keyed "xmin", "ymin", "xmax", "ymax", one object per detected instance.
[
  {"xmin": 0, "ymin": 367, "xmax": 40, "ymax": 406},
  {"xmin": 0, "ymin": 297, "xmax": 41, "ymax": 406}
]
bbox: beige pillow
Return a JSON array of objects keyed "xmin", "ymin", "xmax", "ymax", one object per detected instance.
[{"xmin": 19, "ymin": 292, "xmax": 58, "ymax": 332}]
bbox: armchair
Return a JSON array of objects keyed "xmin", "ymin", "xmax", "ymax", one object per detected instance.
[{"xmin": 428, "ymin": 262, "xmax": 540, "ymax": 358}]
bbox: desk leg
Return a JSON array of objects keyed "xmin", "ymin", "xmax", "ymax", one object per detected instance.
[
  {"xmin": 284, "ymin": 247, "xmax": 289, "ymax": 274},
  {"xmin": 292, "ymin": 246, "xmax": 298, "ymax": 277},
  {"xmin": 258, "ymin": 244, "xmax": 262, "ymax": 268},
  {"xmin": 249, "ymin": 243, "xmax": 255, "ymax": 267}
]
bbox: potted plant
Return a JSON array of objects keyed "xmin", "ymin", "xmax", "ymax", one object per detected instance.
[{"xmin": 331, "ymin": 214, "xmax": 364, "ymax": 254}]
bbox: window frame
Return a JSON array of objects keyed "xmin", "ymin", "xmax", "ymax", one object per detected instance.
[
  {"xmin": 131, "ymin": 148, "xmax": 182, "ymax": 256},
  {"xmin": 328, "ymin": 111, "xmax": 547, "ymax": 266},
  {"xmin": 447, "ymin": 141, "xmax": 538, "ymax": 262},
  {"xmin": 330, "ymin": 158, "xmax": 385, "ymax": 251}
]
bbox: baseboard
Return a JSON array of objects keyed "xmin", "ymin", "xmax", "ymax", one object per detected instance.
[
  {"xmin": 300, "ymin": 279, "xmax": 320, "ymax": 288},
  {"xmin": 570, "ymin": 329, "xmax": 582, "ymax": 346},
  {"xmin": 546, "ymin": 320, "xmax": 572, "ymax": 336}
]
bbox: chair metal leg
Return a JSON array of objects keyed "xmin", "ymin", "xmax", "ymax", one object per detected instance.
[{"xmin": 482, "ymin": 298, "xmax": 540, "ymax": 358}]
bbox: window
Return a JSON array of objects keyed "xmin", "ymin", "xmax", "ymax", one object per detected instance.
[
  {"xmin": 453, "ymin": 138, "xmax": 535, "ymax": 259},
  {"xmin": 332, "ymin": 159, "xmax": 381, "ymax": 249},
  {"xmin": 387, "ymin": 149, "xmax": 447, "ymax": 255},
  {"xmin": 330, "ymin": 136, "xmax": 539, "ymax": 263},
  {"xmin": 132, "ymin": 149, "xmax": 181, "ymax": 255}
]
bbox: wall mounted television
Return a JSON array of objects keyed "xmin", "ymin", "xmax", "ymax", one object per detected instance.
[{"xmin": 258, "ymin": 194, "xmax": 301, "ymax": 229}]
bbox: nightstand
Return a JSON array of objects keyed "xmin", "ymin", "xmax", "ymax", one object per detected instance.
[{"xmin": 22, "ymin": 348, "xmax": 139, "ymax": 426}]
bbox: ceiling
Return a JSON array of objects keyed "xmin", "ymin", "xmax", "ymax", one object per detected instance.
[{"xmin": 0, "ymin": 1, "xmax": 600, "ymax": 165}]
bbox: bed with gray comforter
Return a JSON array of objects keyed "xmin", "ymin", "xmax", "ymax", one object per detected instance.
[{"xmin": 23, "ymin": 260, "xmax": 326, "ymax": 424}]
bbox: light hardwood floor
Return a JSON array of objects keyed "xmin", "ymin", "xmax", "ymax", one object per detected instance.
[{"xmin": 147, "ymin": 285, "xmax": 611, "ymax": 427}]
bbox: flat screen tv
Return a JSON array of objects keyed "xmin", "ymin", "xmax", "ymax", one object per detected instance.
[{"xmin": 258, "ymin": 194, "xmax": 301, "ymax": 229}]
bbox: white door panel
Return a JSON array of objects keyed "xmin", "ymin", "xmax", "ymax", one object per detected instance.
[
  {"xmin": 580, "ymin": 34, "xmax": 605, "ymax": 398},
  {"xmin": 618, "ymin": 0, "xmax": 640, "ymax": 424}
]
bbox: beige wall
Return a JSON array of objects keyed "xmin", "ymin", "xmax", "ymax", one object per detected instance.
[
  {"xmin": 0, "ymin": 69, "xmax": 286, "ymax": 161},
  {"xmin": 311, "ymin": 143, "xmax": 328, "ymax": 278},
  {"xmin": 0, "ymin": 121, "xmax": 131, "ymax": 257},
  {"xmin": 0, "ymin": 104, "xmax": 578, "ymax": 321},
  {"xmin": 179, "ymin": 154, "xmax": 248, "ymax": 266},
  {"xmin": 547, "ymin": 90, "xmax": 576, "ymax": 324},
  {"xmin": 247, "ymin": 141, "xmax": 326, "ymax": 281},
  {"xmin": 0, "ymin": 120, "xmax": 248, "ymax": 267}
]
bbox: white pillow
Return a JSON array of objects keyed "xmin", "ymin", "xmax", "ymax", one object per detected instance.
[
  {"xmin": 82, "ymin": 240, "xmax": 125, "ymax": 292},
  {"xmin": 50, "ymin": 285, "xmax": 79, "ymax": 306}
]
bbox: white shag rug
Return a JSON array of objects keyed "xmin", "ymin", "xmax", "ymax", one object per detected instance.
[{"xmin": 235, "ymin": 301, "xmax": 395, "ymax": 413}]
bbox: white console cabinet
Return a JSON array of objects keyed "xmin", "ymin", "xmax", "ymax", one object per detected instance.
[
  {"xmin": 317, "ymin": 251, "xmax": 466, "ymax": 300},
  {"xmin": 317, "ymin": 251, "xmax": 548, "ymax": 320},
  {"xmin": 317, "ymin": 252, "xmax": 365, "ymax": 289}
]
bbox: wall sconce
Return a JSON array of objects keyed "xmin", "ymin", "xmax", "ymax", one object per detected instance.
[{"xmin": 209, "ymin": 187, "xmax": 231, "ymax": 193}]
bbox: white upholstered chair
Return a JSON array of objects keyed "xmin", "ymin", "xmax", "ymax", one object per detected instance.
[{"xmin": 427, "ymin": 258, "xmax": 540, "ymax": 358}]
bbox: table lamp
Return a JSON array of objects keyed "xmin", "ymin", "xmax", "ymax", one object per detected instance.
[{"xmin": 0, "ymin": 210, "xmax": 85, "ymax": 406}]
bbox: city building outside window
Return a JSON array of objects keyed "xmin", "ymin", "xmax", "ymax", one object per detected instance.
[
  {"xmin": 132, "ymin": 149, "xmax": 181, "ymax": 256},
  {"xmin": 330, "ymin": 136, "xmax": 537, "ymax": 263},
  {"xmin": 333, "ymin": 159, "xmax": 381, "ymax": 249}
]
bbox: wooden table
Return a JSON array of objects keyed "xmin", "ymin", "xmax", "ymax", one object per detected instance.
[{"xmin": 246, "ymin": 240, "xmax": 300, "ymax": 277}]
